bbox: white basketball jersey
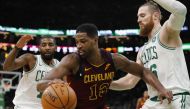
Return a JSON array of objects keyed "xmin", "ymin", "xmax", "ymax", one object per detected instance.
[
  {"xmin": 139, "ymin": 32, "xmax": 190, "ymax": 98},
  {"xmin": 13, "ymin": 55, "xmax": 59, "ymax": 109}
]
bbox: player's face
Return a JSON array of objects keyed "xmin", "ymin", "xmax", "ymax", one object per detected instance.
[
  {"xmin": 75, "ymin": 32, "xmax": 97, "ymax": 58},
  {"xmin": 137, "ymin": 6, "xmax": 154, "ymax": 37},
  {"xmin": 39, "ymin": 38, "xmax": 56, "ymax": 60}
]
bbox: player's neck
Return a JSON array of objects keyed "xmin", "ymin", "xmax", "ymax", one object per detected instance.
[
  {"xmin": 148, "ymin": 24, "xmax": 161, "ymax": 40},
  {"xmin": 87, "ymin": 49, "xmax": 104, "ymax": 66},
  {"xmin": 42, "ymin": 58, "xmax": 54, "ymax": 66}
]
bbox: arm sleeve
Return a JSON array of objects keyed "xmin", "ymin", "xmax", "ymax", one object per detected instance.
[{"xmin": 153, "ymin": 0, "xmax": 187, "ymax": 30}]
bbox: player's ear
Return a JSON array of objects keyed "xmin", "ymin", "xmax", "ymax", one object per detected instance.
[
  {"xmin": 94, "ymin": 36, "xmax": 99, "ymax": 43},
  {"xmin": 54, "ymin": 45, "xmax": 57, "ymax": 52},
  {"xmin": 153, "ymin": 12, "xmax": 160, "ymax": 20}
]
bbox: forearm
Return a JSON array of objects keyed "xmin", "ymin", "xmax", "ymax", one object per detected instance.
[
  {"xmin": 110, "ymin": 82, "xmax": 135, "ymax": 91},
  {"xmin": 110, "ymin": 75, "xmax": 140, "ymax": 90},
  {"xmin": 37, "ymin": 80, "xmax": 51, "ymax": 92},
  {"xmin": 109, "ymin": 80, "xmax": 132, "ymax": 91},
  {"xmin": 141, "ymin": 68, "xmax": 165, "ymax": 93},
  {"xmin": 153, "ymin": 0, "xmax": 187, "ymax": 30},
  {"xmin": 153, "ymin": 0, "xmax": 186, "ymax": 14},
  {"xmin": 3, "ymin": 47, "xmax": 20, "ymax": 71}
]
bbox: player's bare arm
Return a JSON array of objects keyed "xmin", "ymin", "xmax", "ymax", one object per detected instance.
[
  {"xmin": 110, "ymin": 48, "xmax": 143, "ymax": 90},
  {"xmin": 112, "ymin": 53, "xmax": 173, "ymax": 103},
  {"xmin": 37, "ymin": 53, "xmax": 80, "ymax": 92},
  {"xmin": 154, "ymin": 0, "xmax": 187, "ymax": 47},
  {"xmin": 3, "ymin": 53, "xmax": 36, "ymax": 71},
  {"xmin": 3, "ymin": 35, "xmax": 35, "ymax": 71},
  {"xmin": 113, "ymin": 53, "xmax": 157, "ymax": 83},
  {"xmin": 109, "ymin": 73, "xmax": 140, "ymax": 90}
]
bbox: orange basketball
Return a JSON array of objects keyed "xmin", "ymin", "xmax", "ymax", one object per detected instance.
[{"xmin": 41, "ymin": 83, "xmax": 77, "ymax": 109}]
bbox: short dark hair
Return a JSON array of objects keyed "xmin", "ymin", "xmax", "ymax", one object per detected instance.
[
  {"xmin": 140, "ymin": 1, "xmax": 162, "ymax": 20},
  {"xmin": 37, "ymin": 36, "xmax": 56, "ymax": 45},
  {"xmin": 76, "ymin": 23, "xmax": 98, "ymax": 38}
]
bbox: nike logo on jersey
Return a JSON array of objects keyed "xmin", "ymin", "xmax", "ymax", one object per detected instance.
[
  {"xmin": 105, "ymin": 64, "xmax": 111, "ymax": 71},
  {"xmin": 84, "ymin": 67, "xmax": 92, "ymax": 71}
]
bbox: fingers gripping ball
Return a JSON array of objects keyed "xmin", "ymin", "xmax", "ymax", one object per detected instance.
[{"xmin": 41, "ymin": 83, "xmax": 77, "ymax": 109}]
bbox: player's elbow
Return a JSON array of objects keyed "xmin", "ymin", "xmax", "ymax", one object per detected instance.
[
  {"xmin": 175, "ymin": 1, "xmax": 187, "ymax": 15},
  {"xmin": 3, "ymin": 64, "xmax": 13, "ymax": 71},
  {"xmin": 178, "ymin": 5, "xmax": 187, "ymax": 15}
]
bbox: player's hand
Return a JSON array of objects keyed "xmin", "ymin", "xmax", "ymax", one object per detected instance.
[
  {"xmin": 158, "ymin": 90, "xmax": 173, "ymax": 104},
  {"xmin": 16, "ymin": 35, "xmax": 33, "ymax": 48},
  {"xmin": 48, "ymin": 79, "xmax": 69, "ymax": 86}
]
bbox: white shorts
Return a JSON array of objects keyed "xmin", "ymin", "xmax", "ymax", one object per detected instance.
[{"xmin": 141, "ymin": 92, "xmax": 190, "ymax": 109}]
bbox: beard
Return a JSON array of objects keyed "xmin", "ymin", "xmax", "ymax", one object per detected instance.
[
  {"xmin": 139, "ymin": 18, "xmax": 154, "ymax": 37},
  {"xmin": 78, "ymin": 47, "xmax": 93, "ymax": 59},
  {"xmin": 78, "ymin": 50, "xmax": 89, "ymax": 59},
  {"xmin": 41, "ymin": 53, "xmax": 54, "ymax": 61}
]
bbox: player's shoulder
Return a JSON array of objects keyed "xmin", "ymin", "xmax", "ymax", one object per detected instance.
[
  {"xmin": 61, "ymin": 53, "xmax": 80, "ymax": 65},
  {"xmin": 111, "ymin": 53, "xmax": 129, "ymax": 64},
  {"xmin": 60, "ymin": 53, "xmax": 80, "ymax": 73},
  {"xmin": 65, "ymin": 53, "xmax": 79, "ymax": 60},
  {"xmin": 140, "ymin": 45, "xmax": 145, "ymax": 50},
  {"xmin": 19, "ymin": 53, "xmax": 37, "ymax": 66},
  {"xmin": 21, "ymin": 53, "xmax": 36, "ymax": 60},
  {"xmin": 111, "ymin": 53, "xmax": 126, "ymax": 59}
]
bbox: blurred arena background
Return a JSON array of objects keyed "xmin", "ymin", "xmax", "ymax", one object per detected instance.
[{"xmin": 0, "ymin": 0, "xmax": 189, "ymax": 109}]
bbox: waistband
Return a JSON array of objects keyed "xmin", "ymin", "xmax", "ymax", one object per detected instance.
[{"xmin": 150, "ymin": 92, "xmax": 190, "ymax": 101}]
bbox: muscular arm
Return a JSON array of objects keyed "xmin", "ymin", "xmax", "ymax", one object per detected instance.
[
  {"xmin": 154, "ymin": 0, "xmax": 187, "ymax": 46},
  {"xmin": 154, "ymin": 0, "xmax": 186, "ymax": 31},
  {"xmin": 37, "ymin": 53, "xmax": 79, "ymax": 92},
  {"xmin": 112, "ymin": 53, "xmax": 167, "ymax": 94},
  {"xmin": 109, "ymin": 74, "xmax": 140, "ymax": 90},
  {"xmin": 109, "ymin": 48, "xmax": 143, "ymax": 90},
  {"xmin": 3, "ymin": 35, "xmax": 34, "ymax": 71},
  {"xmin": 3, "ymin": 48, "xmax": 35, "ymax": 71}
]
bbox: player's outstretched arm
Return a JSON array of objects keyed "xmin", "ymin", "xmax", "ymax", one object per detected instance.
[
  {"xmin": 37, "ymin": 53, "xmax": 79, "ymax": 92},
  {"xmin": 112, "ymin": 53, "xmax": 173, "ymax": 103},
  {"xmin": 154, "ymin": 0, "xmax": 186, "ymax": 30},
  {"xmin": 153, "ymin": 0, "xmax": 187, "ymax": 40},
  {"xmin": 109, "ymin": 74, "xmax": 140, "ymax": 90},
  {"xmin": 110, "ymin": 49, "xmax": 143, "ymax": 90},
  {"xmin": 3, "ymin": 35, "xmax": 34, "ymax": 71}
]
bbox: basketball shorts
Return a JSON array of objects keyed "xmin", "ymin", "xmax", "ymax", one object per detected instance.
[{"xmin": 141, "ymin": 92, "xmax": 190, "ymax": 109}]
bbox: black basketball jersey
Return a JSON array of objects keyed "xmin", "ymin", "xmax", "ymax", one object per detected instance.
[{"xmin": 67, "ymin": 49, "xmax": 116, "ymax": 109}]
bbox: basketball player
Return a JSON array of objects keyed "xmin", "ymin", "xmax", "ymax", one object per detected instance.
[
  {"xmin": 37, "ymin": 23, "xmax": 173, "ymax": 109},
  {"xmin": 110, "ymin": 0, "xmax": 190, "ymax": 108},
  {"xmin": 3, "ymin": 35, "xmax": 59, "ymax": 109}
]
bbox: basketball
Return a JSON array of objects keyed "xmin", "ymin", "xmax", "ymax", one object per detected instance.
[{"xmin": 41, "ymin": 83, "xmax": 77, "ymax": 109}]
